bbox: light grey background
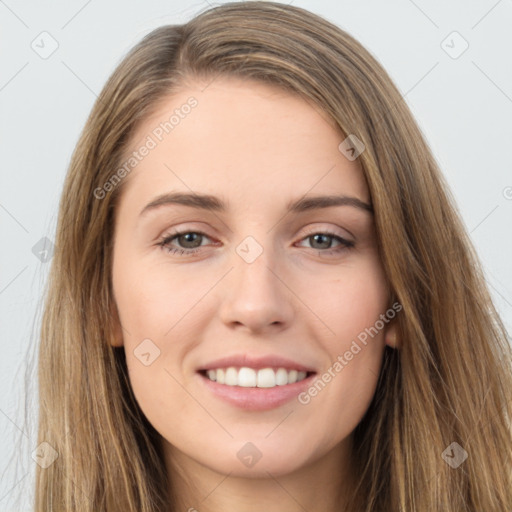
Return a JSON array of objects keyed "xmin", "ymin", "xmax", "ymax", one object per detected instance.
[{"xmin": 1, "ymin": 0, "xmax": 511, "ymax": 510}]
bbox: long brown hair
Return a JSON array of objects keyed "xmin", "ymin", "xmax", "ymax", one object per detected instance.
[{"xmin": 34, "ymin": 1, "xmax": 512, "ymax": 510}]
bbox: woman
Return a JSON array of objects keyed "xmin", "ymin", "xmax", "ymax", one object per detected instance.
[{"xmin": 35, "ymin": 2, "xmax": 512, "ymax": 510}]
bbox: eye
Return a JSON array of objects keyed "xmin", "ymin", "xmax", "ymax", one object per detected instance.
[
  {"xmin": 157, "ymin": 230, "xmax": 213, "ymax": 256},
  {"xmin": 296, "ymin": 229, "xmax": 355, "ymax": 255}
]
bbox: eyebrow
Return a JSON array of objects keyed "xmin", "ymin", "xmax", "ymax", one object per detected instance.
[{"xmin": 139, "ymin": 192, "xmax": 373, "ymax": 217}]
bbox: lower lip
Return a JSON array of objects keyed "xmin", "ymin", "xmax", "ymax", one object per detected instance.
[{"xmin": 197, "ymin": 371, "xmax": 316, "ymax": 411}]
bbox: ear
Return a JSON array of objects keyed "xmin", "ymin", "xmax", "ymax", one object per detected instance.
[
  {"xmin": 384, "ymin": 322, "xmax": 400, "ymax": 349},
  {"xmin": 109, "ymin": 302, "xmax": 124, "ymax": 347}
]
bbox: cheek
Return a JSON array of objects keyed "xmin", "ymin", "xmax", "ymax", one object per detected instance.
[
  {"xmin": 113, "ymin": 255, "xmax": 203, "ymax": 339},
  {"xmin": 297, "ymin": 257, "xmax": 389, "ymax": 425},
  {"xmin": 112, "ymin": 254, "xmax": 211, "ymax": 416}
]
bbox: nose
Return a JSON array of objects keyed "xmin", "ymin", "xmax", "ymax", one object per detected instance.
[{"xmin": 218, "ymin": 243, "xmax": 294, "ymax": 334}]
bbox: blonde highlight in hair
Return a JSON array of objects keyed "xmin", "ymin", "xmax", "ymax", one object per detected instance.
[{"xmin": 34, "ymin": 2, "xmax": 512, "ymax": 510}]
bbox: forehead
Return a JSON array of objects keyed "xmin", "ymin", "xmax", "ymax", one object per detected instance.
[{"xmin": 118, "ymin": 77, "xmax": 369, "ymax": 213}]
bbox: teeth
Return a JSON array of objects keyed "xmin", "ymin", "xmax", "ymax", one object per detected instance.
[
  {"xmin": 238, "ymin": 367, "xmax": 257, "ymax": 387},
  {"xmin": 203, "ymin": 367, "xmax": 309, "ymax": 388},
  {"xmin": 275, "ymin": 368, "xmax": 288, "ymax": 385},
  {"xmin": 257, "ymin": 368, "xmax": 275, "ymax": 388}
]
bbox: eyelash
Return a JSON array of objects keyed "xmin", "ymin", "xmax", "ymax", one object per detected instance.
[{"xmin": 156, "ymin": 228, "xmax": 355, "ymax": 257}]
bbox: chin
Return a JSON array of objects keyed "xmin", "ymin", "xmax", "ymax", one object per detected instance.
[{"xmin": 200, "ymin": 437, "xmax": 315, "ymax": 478}]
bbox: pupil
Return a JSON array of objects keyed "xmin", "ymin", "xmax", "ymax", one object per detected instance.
[
  {"xmin": 181, "ymin": 233, "xmax": 200, "ymax": 248},
  {"xmin": 313, "ymin": 234, "xmax": 330, "ymax": 249}
]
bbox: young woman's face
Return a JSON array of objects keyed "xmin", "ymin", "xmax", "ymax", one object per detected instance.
[{"xmin": 111, "ymin": 77, "xmax": 396, "ymax": 478}]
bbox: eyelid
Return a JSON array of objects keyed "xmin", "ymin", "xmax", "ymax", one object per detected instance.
[
  {"xmin": 155, "ymin": 222, "xmax": 214, "ymax": 240},
  {"xmin": 300, "ymin": 224, "xmax": 354, "ymax": 242}
]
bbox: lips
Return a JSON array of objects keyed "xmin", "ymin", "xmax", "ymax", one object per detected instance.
[{"xmin": 196, "ymin": 353, "xmax": 317, "ymax": 410}]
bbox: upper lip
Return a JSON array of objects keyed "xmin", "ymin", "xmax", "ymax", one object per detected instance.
[{"xmin": 198, "ymin": 354, "xmax": 317, "ymax": 373}]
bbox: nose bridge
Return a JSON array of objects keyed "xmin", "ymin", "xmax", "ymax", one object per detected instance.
[{"xmin": 232, "ymin": 233, "xmax": 281, "ymax": 295}]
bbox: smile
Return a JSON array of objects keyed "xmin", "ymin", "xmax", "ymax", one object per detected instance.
[{"xmin": 201, "ymin": 366, "xmax": 311, "ymax": 388}]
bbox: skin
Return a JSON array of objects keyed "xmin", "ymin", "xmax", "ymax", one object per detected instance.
[{"xmin": 111, "ymin": 76, "xmax": 398, "ymax": 512}]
